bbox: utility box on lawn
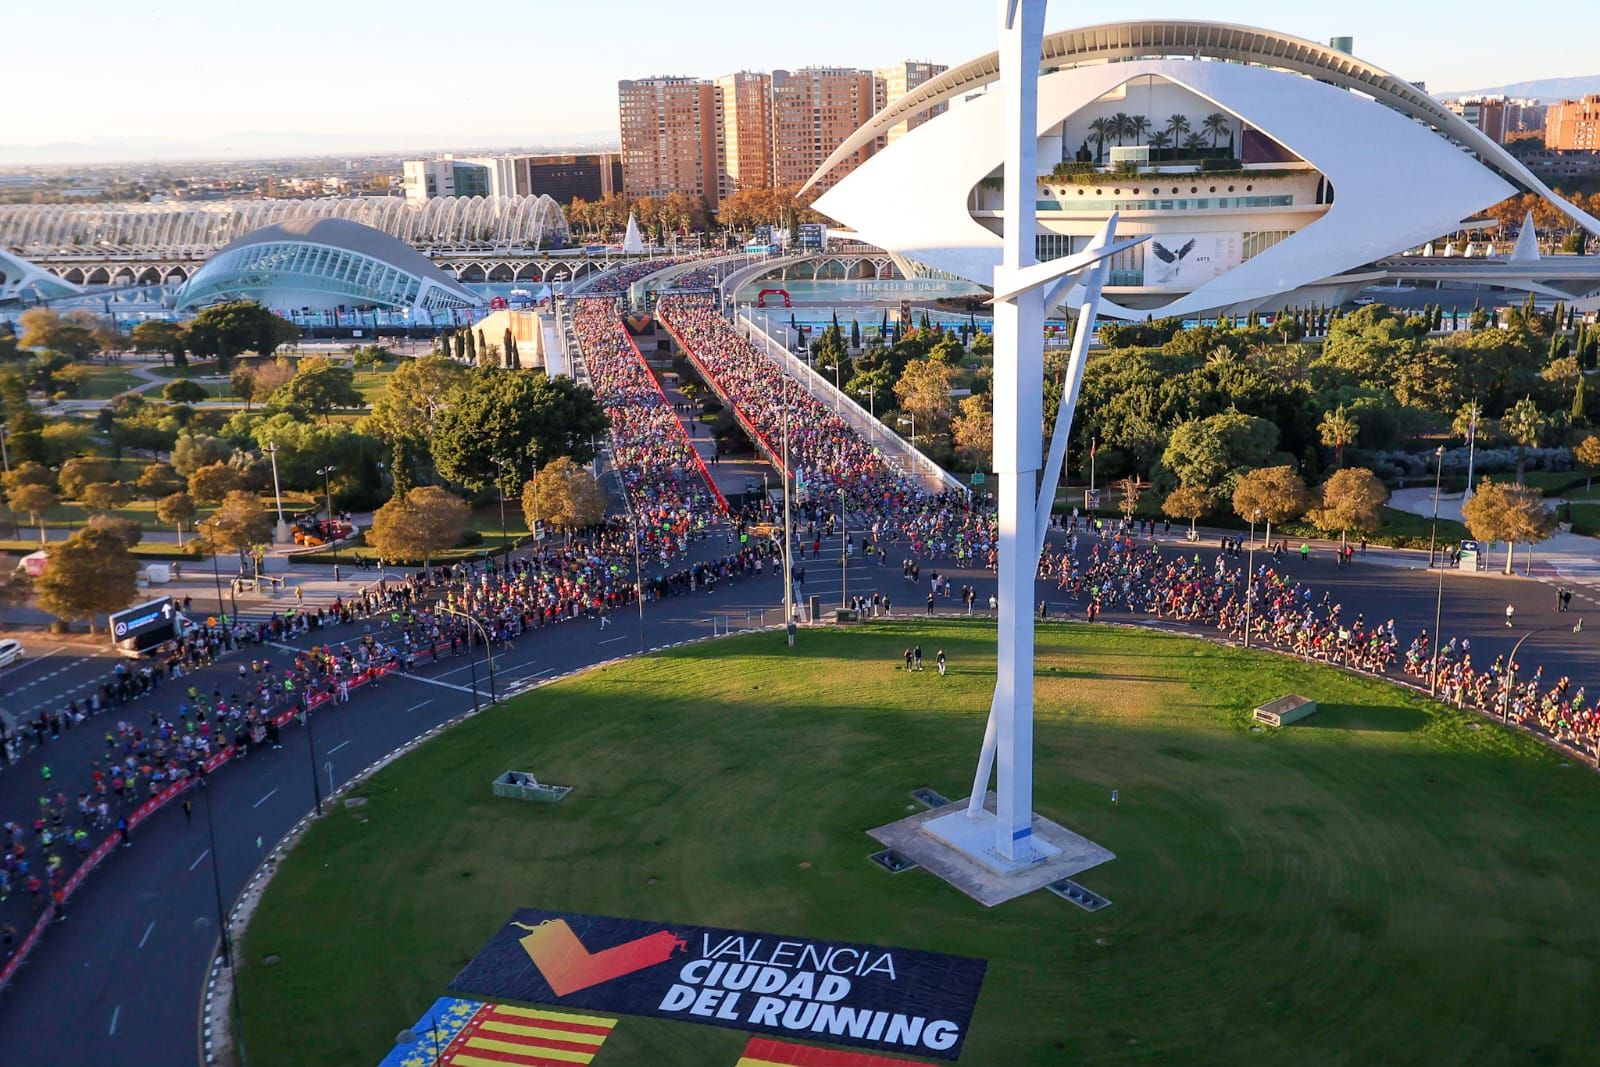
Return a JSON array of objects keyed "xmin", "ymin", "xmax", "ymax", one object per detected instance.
[{"xmin": 1253, "ymin": 694, "xmax": 1317, "ymax": 727}]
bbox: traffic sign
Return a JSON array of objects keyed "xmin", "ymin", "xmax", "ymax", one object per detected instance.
[
  {"xmin": 971, "ymin": 472, "xmax": 986, "ymax": 485},
  {"xmin": 109, "ymin": 597, "xmax": 179, "ymax": 654}
]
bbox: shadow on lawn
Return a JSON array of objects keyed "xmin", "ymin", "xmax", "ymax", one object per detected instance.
[{"xmin": 1296, "ymin": 702, "xmax": 1429, "ymax": 734}]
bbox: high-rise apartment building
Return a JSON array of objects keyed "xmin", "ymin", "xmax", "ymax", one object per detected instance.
[
  {"xmin": 717, "ymin": 72, "xmax": 774, "ymax": 192},
  {"xmin": 402, "ymin": 158, "xmax": 491, "ymax": 202},
  {"xmin": 618, "ymin": 77, "xmax": 724, "ymax": 206},
  {"xmin": 1545, "ymin": 95, "xmax": 1600, "ymax": 151},
  {"xmin": 1447, "ymin": 97, "xmax": 1511, "ymax": 144},
  {"xmin": 875, "ymin": 61, "xmax": 950, "ymax": 143},
  {"xmin": 770, "ymin": 67, "xmax": 884, "ymax": 190}
]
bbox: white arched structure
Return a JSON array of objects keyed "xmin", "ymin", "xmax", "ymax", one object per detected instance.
[
  {"xmin": 0, "ymin": 248, "xmax": 81, "ymax": 305},
  {"xmin": 810, "ymin": 20, "xmax": 1600, "ymax": 320}
]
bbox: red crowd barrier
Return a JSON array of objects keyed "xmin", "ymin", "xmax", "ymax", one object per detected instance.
[{"xmin": 0, "ymin": 658, "xmax": 405, "ymax": 996}]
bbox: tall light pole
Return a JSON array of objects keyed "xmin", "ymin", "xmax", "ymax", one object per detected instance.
[
  {"xmin": 781, "ymin": 378, "xmax": 795, "ymax": 645},
  {"xmin": 0, "ymin": 423, "xmax": 9, "ymax": 474},
  {"xmin": 897, "ymin": 414, "xmax": 916, "ymax": 448},
  {"xmin": 316, "ymin": 465, "xmax": 339, "ymax": 581},
  {"xmin": 1429, "ymin": 445, "xmax": 1447, "ymax": 694},
  {"xmin": 490, "ymin": 456, "xmax": 512, "ymax": 572},
  {"xmin": 264, "ymin": 442, "xmax": 289, "ymax": 544},
  {"xmin": 839, "ymin": 486, "xmax": 848, "ymax": 610},
  {"xmin": 441, "ymin": 605, "xmax": 497, "ymax": 706},
  {"xmin": 303, "ymin": 702, "xmax": 322, "ymax": 816}
]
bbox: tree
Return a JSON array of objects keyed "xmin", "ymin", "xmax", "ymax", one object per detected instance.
[
  {"xmin": 951, "ymin": 394, "xmax": 994, "ymax": 471},
  {"xmin": 1307, "ymin": 467, "xmax": 1389, "ymax": 548},
  {"xmin": 1203, "ymin": 111, "xmax": 1231, "ymax": 147},
  {"xmin": 130, "ymin": 320, "xmax": 186, "ymax": 367},
  {"xmin": 183, "ymin": 301, "xmax": 297, "ymax": 372},
  {"xmin": 1231, "ymin": 465, "xmax": 1309, "ymax": 544},
  {"xmin": 35, "ymin": 527, "xmax": 138, "ymax": 632},
  {"xmin": 19, "ymin": 309, "xmax": 103, "ymax": 360},
  {"xmin": 1575, "ymin": 433, "xmax": 1600, "ymax": 491},
  {"xmin": 270, "ymin": 356, "xmax": 364, "ymax": 423},
  {"xmin": 1162, "ymin": 484, "xmax": 1210, "ymax": 539},
  {"xmin": 1318, "ymin": 403, "xmax": 1360, "ymax": 468},
  {"xmin": 171, "ymin": 433, "xmax": 233, "ymax": 476},
  {"xmin": 57, "ymin": 456, "xmax": 114, "ymax": 499},
  {"xmin": 249, "ymin": 357, "xmax": 296, "ymax": 400},
  {"xmin": 157, "ymin": 491, "xmax": 197, "ymax": 547},
  {"xmin": 7, "ymin": 481, "xmax": 56, "ymax": 543},
  {"xmin": 83, "ymin": 513, "xmax": 142, "ymax": 548},
  {"xmin": 2, "ymin": 461, "xmax": 55, "ymax": 494},
  {"xmin": 520, "ymin": 457, "xmax": 606, "ymax": 535},
  {"xmin": 1501, "ymin": 395, "xmax": 1550, "ymax": 483},
  {"xmin": 431, "ymin": 369, "xmax": 608, "ymax": 493},
  {"xmin": 1462, "ymin": 477, "xmax": 1557, "ymax": 574},
  {"xmin": 367, "ymin": 354, "xmax": 468, "ymax": 455},
  {"xmin": 80, "ymin": 481, "xmax": 133, "ymax": 512},
  {"xmin": 250, "ymin": 413, "xmax": 379, "ymax": 492},
  {"xmin": 230, "ymin": 366, "xmax": 260, "ymax": 409},
  {"xmin": 893, "ymin": 359, "xmax": 955, "ymax": 437},
  {"xmin": 136, "ymin": 462, "xmax": 182, "ymax": 498},
  {"xmin": 1116, "ymin": 475, "xmax": 1143, "ymax": 520},
  {"xmin": 163, "ymin": 379, "xmax": 208, "ymax": 404},
  {"xmin": 365, "ymin": 486, "xmax": 469, "ymax": 566},
  {"xmin": 201, "ymin": 490, "xmax": 272, "ymax": 554},
  {"xmin": 188, "ymin": 462, "xmax": 242, "ymax": 505},
  {"xmin": 1160, "ymin": 411, "xmax": 1279, "ymax": 497}
]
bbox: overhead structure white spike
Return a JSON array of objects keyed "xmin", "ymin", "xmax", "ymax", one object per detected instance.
[
  {"xmin": 621, "ymin": 213, "xmax": 644, "ymax": 255},
  {"xmin": 1508, "ymin": 210, "xmax": 1541, "ymax": 264}
]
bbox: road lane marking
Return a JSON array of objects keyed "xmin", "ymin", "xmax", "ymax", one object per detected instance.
[
  {"xmin": 599, "ymin": 636, "xmax": 628, "ymax": 644},
  {"xmin": 328, "ymin": 739, "xmax": 352, "ymax": 754},
  {"xmin": 391, "ymin": 672, "xmax": 476, "ymax": 694},
  {"xmin": 252, "ymin": 788, "xmax": 278, "ymax": 809},
  {"xmin": 138, "ymin": 920, "xmax": 156, "ymax": 948},
  {"xmin": 108, "ymin": 1006, "xmax": 120, "ymax": 1036},
  {"xmin": 404, "ymin": 700, "xmax": 433, "ymax": 712},
  {"xmin": 189, "ymin": 849, "xmax": 210, "ymax": 871}
]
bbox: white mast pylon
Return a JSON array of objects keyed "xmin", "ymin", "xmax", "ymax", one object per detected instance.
[{"xmin": 956, "ymin": 0, "xmax": 1145, "ymax": 863}]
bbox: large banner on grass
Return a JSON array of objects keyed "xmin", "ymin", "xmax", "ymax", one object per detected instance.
[{"xmin": 449, "ymin": 909, "xmax": 987, "ymax": 1061}]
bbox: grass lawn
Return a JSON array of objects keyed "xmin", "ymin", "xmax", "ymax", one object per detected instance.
[
  {"xmin": 238, "ymin": 621, "xmax": 1600, "ymax": 1067},
  {"xmin": 350, "ymin": 367, "xmax": 395, "ymax": 407},
  {"xmin": 295, "ymin": 509, "xmax": 531, "ymax": 565},
  {"xmin": 71, "ymin": 365, "xmax": 144, "ymax": 399},
  {"xmin": 146, "ymin": 361, "xmax": 221, "ymax": 379}
]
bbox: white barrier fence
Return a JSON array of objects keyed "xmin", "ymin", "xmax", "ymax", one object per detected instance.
[{"xmin": 737, "ymin": 309, "xmax": 967, "ymax": 497}]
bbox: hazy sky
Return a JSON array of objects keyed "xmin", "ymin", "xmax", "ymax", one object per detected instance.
[{"xmin": 7, "ymin": 0, "xmax": 1599, "ymax": 153}]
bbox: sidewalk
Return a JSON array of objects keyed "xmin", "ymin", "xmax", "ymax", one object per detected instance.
[{"xmin": 1390, "ymin": 487, "xmax": 1600, "ymax": 588}]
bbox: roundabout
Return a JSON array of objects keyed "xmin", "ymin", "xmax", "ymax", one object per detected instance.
[{"xmin": 235, "ymin": 621, "xmax": 1600, "ymax": 1066}]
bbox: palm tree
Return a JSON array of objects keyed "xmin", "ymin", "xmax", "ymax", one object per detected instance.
[
  {"xmin": 1087, "ymin": 117, "xmax": 1110, "ymax": 163},
  {"xmin": 1182, "ymin": 132, "xmax": 1208, "ymax": 153},
  {"xmin": 1318, "ymin": 404, "xmax": 1360, "ymax": 468},
  {"xmin": 1502, "ymin": 395, "xmax": 1551, "ymax": 483},
  {"xmin": 1110, "ymin": 112, "xmax": 1131, "ymax": 147},
  {"xmin": 1166, "ymin": 114, "xmax": 1191, "ymax": 141},
  {"xmin": 1202, "ymin": 111, "xmax": 1231, "ymax": 148},
  {"xmin": 1129, "ymin": 114, "xmax": 1152, "ymax": 145},
  {"xmin": 1147, "ymin": 130, "xmax": 1172, "ymax": 152}
]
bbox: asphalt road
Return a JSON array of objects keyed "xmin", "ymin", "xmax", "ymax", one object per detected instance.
[{"xmin": 1, "ymin": 536, "xmax": 1597, "ymax": 1067}]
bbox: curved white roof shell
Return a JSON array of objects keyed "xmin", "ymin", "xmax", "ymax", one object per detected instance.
[
  {"xmin": 805, "ymin": 19, "xmax": 1599, "ymax": 238},
  {"xmin": 817, "ymin": 57, "xmax": 1517, "ymax": 319},
  {"xmin": 0, "ymin": 248, "xmax": 81, "ymax": 305},
  {"xmin": 175, "ymin": 217, "xmax": 483, "ymax": 314}
]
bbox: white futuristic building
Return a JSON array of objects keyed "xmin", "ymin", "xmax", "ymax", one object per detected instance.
[
  {"xmin": 174, "ymin": 217, "xmax": 483, "ymax": 316},
  {"xmin": 811, "ymin": 20, "xmax": 1600, "ymax": 319},
  {"xmin": 0, "ymin": 248, "xmax": 81, "ymax": 306}
]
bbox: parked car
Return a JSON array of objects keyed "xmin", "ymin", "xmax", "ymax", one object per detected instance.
[{"xmin": 0, "ymin": 639, "xmax": 24, "ymax": 669}]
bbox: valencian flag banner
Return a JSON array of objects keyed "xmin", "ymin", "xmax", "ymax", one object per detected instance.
[
  {"xmin": 736, "ymin": 1035, "xmax": 938, "ymax": 1065},
  {"xmin": 377, "ymin": 997, "xmax": 616, "ymax": 1067},
  {"xmin": 449, "ymin": 909, "xmax": 987, "ymax": 1061}
]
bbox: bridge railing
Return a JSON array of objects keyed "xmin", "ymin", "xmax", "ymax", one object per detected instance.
[{"xmin": 736, "ymin": 308, "xmax": 967, "ymax": 497}]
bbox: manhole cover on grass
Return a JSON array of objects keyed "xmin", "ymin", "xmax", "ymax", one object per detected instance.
[
  {"xmin": 911, "ymin": 787, "xmax": 951, "ymax": 808},
  {"xmin": 869, "ymin": 849, "xmax": 920, "ymax": 874},
  {"xmin": 263, "ymin": 954, "xmax": 281, "ymax": 966},
  {"xmin": 343, "ymin": 797, "xmax": 369, "ymax": 809}
]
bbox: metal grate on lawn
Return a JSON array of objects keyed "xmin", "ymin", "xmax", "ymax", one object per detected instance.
[
  {"xmin": 869, "ymin": 849, "xmax": 921, "ymax": 874},
  {"xmin": 1047, "ymin": 878, "xmax": 1111, "ymax": 911},
  {"xmin": 911, "ymin": 788, "xmax": 951, "ymax": 808}
]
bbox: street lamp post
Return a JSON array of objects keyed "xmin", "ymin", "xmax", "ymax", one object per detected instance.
[
  {"xmin": 839, "ymin": 486, "xmax": 848, "ymax": 610},
  {"xmin": 1427, "ymin": 444, "xmax": 1445, "ymax": 569},
  {"xmin": 0, "ymin": 423, "xmax": 9, "ymax": 474},
  {"xmin": 781, "ymin": 380, "xmax": 795, "ymax": 645},
  {"xmin": 316, "ymin": 466, "xmax": 339, "ymax": 581},
  {"xmin": 203, "ymin": 520, "xmax": 227, "ymax": 623},
  {"xmin": 491, "ymin": 457, "xmax": 511, "ymax": 572},
  {"xmin": 1503, "ymin": 629, "xmax": 1539, "ymax": 723},
  {"xmin": 1243, "ymin": 536, "xmax": 1257, "ymax": 648},
  {"xmin": 303, "ymin": 703, "xmax": 322, "ymax": 815},
  {"xmin": 897, "ymin": 414, "xmax": 916, "ymax": 448},
  {"xmin": 199, "ymin": 778, "xmax": 249, "ymax": 1067},
  {"xmin": 1428, "ymin": 445, "xmax": 1448, "ymax": 695},
  {"xmin": 264, "ymin": 443, "xmax": 289, "ymax": 544},
  {"xmin": 441, "ymin": 605, "xmax": 497, "ymax": 708}
]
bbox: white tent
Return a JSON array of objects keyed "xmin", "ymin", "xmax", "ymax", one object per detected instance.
[
  {"xmin": 1508, "ymin": 210, "xmax": 1541, "ymax": 264},
  {"xmin": 622, "ymin": 213, "xmax": 644, "ymax": 254}
]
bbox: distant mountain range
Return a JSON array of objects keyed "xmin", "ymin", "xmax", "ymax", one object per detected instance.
[
  {"xmin": 0, "ymin": 130, "xmax": 620, "ymax": 167},
  {"xmin": 1438, "ymin": 75, "xmax": 1600, "ymax": 102}
]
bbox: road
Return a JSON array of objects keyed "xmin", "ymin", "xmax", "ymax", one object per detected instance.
[{"xmin": 0, "ymin": 535, "xmax": 1596, "ymax": 1067}]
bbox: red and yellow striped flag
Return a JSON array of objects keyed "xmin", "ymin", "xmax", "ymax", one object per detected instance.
[
  {"xmin": 735, "ymin": 1036, "xmax": 934, "ymax": 1067},
  {"xmin": 438, "ymin": 1004, "xmax": 616, "ymax": 1066}
]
